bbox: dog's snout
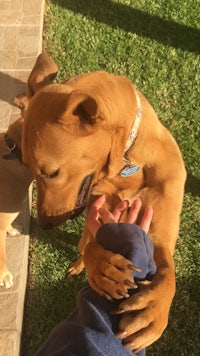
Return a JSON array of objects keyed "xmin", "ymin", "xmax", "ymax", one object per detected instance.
[
  {"xmin": 38, "ymin": 207, "xmax": 85, "ymax": 229},
  {"xmin": 38, "ymin": 213, "xmax": 67, "ymax": 229}
]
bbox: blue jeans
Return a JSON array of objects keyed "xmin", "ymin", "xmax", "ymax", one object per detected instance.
[{"xmin": 36, "ymin": 224, "xmax": 156, "ymax": 356}]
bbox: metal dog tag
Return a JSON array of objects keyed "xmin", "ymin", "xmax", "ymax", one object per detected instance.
[{"xmin": 120, "ymin": 164, "xmax": 140, "ymax": 177}]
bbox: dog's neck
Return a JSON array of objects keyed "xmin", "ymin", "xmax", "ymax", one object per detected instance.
[{"xmin": 123, "ymin": 88, "xmax": 142, "ymax": 164}]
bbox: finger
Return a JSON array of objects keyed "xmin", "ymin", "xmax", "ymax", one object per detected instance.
[
  {"xmin": 86, "ymin": 195, "xmax": 106, "ymax": 236},
  {"xmin": 139, "ymin": 206, "xmax": 153, "ymax": 233},
  {"xmin": 99, "ymin": 207, "xmax": 116, "ymax": 224},
  {"xmin": 90, "ymin": 195, "xmax": 106, "ymax": 210},
  {"xmin": 125, "ymin": 198, "xmax": 142, "ymax": 223},
  {"xmin": 112, "ymin": 200, "xmax": 129, "ymax": 222}
]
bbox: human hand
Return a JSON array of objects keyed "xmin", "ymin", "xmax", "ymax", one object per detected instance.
[
  {"xmin": 87, "ymin": 195, "xmax": 153, "ymax": 237},
  {"xmin": 84, "ymin": 196, "xmax": 153, "ymax": 300}
]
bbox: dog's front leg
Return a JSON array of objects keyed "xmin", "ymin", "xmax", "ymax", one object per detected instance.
[
  {"xmin": 113, "ymin": 247, "xmax": 175, "ymax": 352},
  {"xmin": 109, "ymin": 184, "xmax": 185, "ymax": 350},
  {"xmin": 68, "ymin": 224, "xmax": 90, "ymax": 275}
]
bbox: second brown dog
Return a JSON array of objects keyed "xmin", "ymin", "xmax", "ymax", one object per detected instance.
[{"xmin": 0, "ymin": 51, "xmax": 58, "ymax": 288}]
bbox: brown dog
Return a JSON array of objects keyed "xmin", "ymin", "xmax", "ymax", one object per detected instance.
[
  {"xmin": 22, "ymin": 63, "xmax": 186, "ymax": 350},
  {"xmin": 0, "ymin": 118, "xmax": 33, "ymax": 288},
  {"xmin": 0, "ymin": 51, "xmax": 58, "ymax": 289}
]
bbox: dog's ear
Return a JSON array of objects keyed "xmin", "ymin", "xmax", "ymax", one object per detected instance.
[
  {"xmin": 27, "ymin": 51, "xmax": 58, "ymax": 98},
  {"xmin": 14, "ymin": 52, "xmax": 58, "ymax": 114},
  {"xmin": 58, "ymin": 90, "xmax": 98, "ymax": 126}
]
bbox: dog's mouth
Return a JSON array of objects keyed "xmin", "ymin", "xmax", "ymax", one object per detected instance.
[
  {"xmin": 38, "ymin": 173, "xmax": 94, "ymax": 228},
  {"xmin": 70, "ymin": 173, "xmax": 94, "ymax": 219}
]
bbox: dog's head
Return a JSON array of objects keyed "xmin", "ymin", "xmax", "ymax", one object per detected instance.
[{"xmin": 22, "ymin": 70, "xmax": 138, "ymax": 228}]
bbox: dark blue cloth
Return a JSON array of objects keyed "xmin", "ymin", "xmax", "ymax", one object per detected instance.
[{"xmin": 36, "ymin": 223, "xmax": 156, "ymax": 356}]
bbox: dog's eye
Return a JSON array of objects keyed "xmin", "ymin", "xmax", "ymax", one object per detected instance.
[{"xmin": 45, "ymin": 169, "xmax": 60, "ymax": 179}]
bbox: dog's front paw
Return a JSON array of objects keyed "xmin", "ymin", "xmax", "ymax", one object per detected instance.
[
  {"xmin": 84, "ymin": 242, "xmax": 138, "ymax": 300},
  {"xmin": 113, "ymin": 271, "xmax": 176, "ymax": 352},
  {"xmin": 68, "ymin": 256, "xmax": 84, "ymax": 275},
  {"xmin": 0, "ymin": 270, "xmax": 13, "ymax": 289}
]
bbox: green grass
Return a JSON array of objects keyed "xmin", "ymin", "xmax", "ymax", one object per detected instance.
[{"xmin": 21, "ymin": 1, "xmax": 200, "ymax": 355}]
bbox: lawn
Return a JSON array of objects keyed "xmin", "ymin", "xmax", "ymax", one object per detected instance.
[{"xmin": 21, "ymin": 1, "xmax": 200, "ymax": 355}]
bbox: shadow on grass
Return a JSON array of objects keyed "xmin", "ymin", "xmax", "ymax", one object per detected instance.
[
  {"xmin": 22, "ymin": 266, "xmax": 199, "ymax": 355},
  {"xmin": 22, "ymin": 216, "xmax": 88, "ymax": 355},
  {"xmin": 185, "ymin": 174, "xmax": 200, "ymax": 197},
  {"xmin": 148, "ymin": 276, "xmax": 200, "ymax": 355},
  {"xmin": 52, "ymin": 0, "xmax": 200, "ymax": 54},
  {"xmin": 22, "ymin": 274, "xmax": 88, "ymax": 355}
]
